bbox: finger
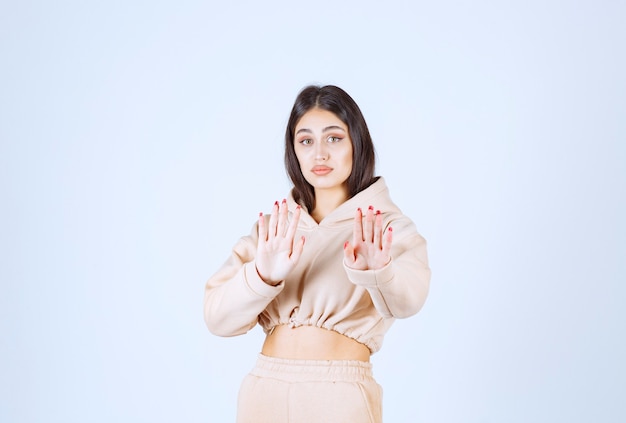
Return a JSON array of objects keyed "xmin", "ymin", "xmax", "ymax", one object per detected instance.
[
  {"xmin": 258, "ymin": 212, "xmax": 267, "ymax": 242},
  {"xmin": 343, "ymin": 240, "xmax": 355, "ymax": 264},
  {"xmin": 277, "ymin": 199, "xmax": 288, "ymax": 237},
  {"xmin": 284, "ymin": 205, "xmax": 301, "ymax": 243},
  {"xmin": 353, "ymin": 208, "xmax": 364, "ymax": 244},
  {"xmin": 374, "ymin": 210, "xmax": 383, "ymax": 249},
  {"xmin": 267, "ymin": 200, "xmax": 279, "ymax": 239},
  {"xmin": 290, "ymin": 236, "xmax": 306, "ymax": 263},
  {"xmin": 364, "ymin": 205, "xmax": 374, "ymax": 243},
  {"xmin": 382, "ymin": 226, "xmax": 393, "ymax": 256}
]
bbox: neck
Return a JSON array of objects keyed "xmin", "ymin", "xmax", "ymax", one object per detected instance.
[{"xmin": 311, "ymin": 186, "xmax": 349, "ymax": 223}]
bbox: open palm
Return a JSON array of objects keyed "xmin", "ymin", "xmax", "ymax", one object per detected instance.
[
  {"xmin": 256, "ymin": 200, "xmax": 305, "ymax": 285},
  {"xmin": 344, "ymin": 206, "xmax": 392, "ymax": 271}
]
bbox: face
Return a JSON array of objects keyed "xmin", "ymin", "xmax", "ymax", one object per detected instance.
[{"xmin": 294, "ymin": 108, "xmax": 353, "ymax": 197}]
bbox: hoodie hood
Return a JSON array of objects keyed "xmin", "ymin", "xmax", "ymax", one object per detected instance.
[{"xmin": 287, "ymin": 177, "xmax": 402, "ymax": 230}]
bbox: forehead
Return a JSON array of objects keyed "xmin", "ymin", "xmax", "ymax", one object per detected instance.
[{"xmin": 295, "ymin": 108, "xmax": 347, "ymax": 131}]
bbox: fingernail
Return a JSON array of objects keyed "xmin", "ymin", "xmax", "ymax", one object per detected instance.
[
  {"xmin": 282, "ymin": 199, "xmax": 286, "ymax": 204},
  {"xmin": 376, "ymin": 210, "xmax": 381, "ymax": 215},
  {"xmin": 259, "ymin": 212, "xmax": 263, "ymax": 217},
  {"xmin": 357, "ymin": 207, "xmax": 362, "ymax": 213},
  {"xmin": 274, "ymin": 201, "xmax": 279, "ymax": 206},
  {"xmin": 296, "ymin": 205, "xmax": 301, "ymax": 210},
  {"xmin": 344, "ymin": 241, "xmax": 349, "ymax": 249},
  {"xmin": 389, "ymin": 227, "xmax": 393, "ymax": 232},
  {"xmin": 368, "ymin": 205, "xmax": 374, "ymax": 211}
]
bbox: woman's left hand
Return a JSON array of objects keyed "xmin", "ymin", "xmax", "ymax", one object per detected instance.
[{"xmin": 344, "ymin": 206, "xmax": 393, "ymax": 271}]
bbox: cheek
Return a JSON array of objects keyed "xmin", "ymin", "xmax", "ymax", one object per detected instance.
[
  {"xmin": 294, "ymin": 151, "xmax": 311, "ymax": 173},
  {"xmin": 345, "ymin": 158, "xmax": 353, "ymax": 175},
  {"xmin": 342, "ymin": 148, "xmax": 353, "ymax": 170},
  {"xmin": 294, "ymin": 149, "xmax": 305, "ymax": 165}
]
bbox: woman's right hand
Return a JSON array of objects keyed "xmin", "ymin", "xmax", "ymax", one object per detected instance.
[{"xmin": 256, "ymin": 199, "xmax": 305, "ymax": 285}]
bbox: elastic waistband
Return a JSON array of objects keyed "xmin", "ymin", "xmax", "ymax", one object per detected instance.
[{"xmin": 251, "ymin": 354, "xmax": 374, "ymax": 383}]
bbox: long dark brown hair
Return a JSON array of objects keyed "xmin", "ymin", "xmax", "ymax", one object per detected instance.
[{"xmin": 285, "ymin": 85, "xmax": 377, "ymax": 212}]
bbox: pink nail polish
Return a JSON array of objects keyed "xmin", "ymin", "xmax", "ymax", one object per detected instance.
[
  {"xmin": 388, "ymin": 227, "xmax": 393, "ymax": 232},
  {"xmin": 368, "ymin": 205, "xmax": 374, "ymax": 211}
]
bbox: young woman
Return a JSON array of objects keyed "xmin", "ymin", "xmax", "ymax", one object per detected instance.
[{"xmin": 204, "ymin": 85, "xmax": 431, "ymax": 423}]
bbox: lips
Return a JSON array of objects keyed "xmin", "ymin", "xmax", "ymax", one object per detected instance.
[{"xmin": 311, "ymin": 165, "xmax": 332, "ymax": 175}]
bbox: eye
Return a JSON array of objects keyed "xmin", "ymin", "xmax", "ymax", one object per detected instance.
[
  {"xmin": 328, "ymin": 136, "xmax": 342, "ymax": 143},
  {"xmin": 298, "ymin": 138, "xmax": 313, "ymax": 145}
]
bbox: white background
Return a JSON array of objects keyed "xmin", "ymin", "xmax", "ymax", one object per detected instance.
[{"xmin": 1, "ymin": 1, "xmax": 624, "ymax": 422}]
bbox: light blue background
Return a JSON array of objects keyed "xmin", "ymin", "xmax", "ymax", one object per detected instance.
[{"xmin": 1, "ymin": 1, "xmax": 624, "ymax": 422}]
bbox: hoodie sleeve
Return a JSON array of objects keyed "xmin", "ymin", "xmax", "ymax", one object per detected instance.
[
  {"xmin": 203, "ymin": 223, "xmax": 285, "ymax": 337},
  {"xmin": 343, "ymin": 216, "xmax": 431, "ymax": 319}
]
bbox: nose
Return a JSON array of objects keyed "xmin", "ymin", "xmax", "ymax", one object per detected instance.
[{"xmin": 315, "ymin": 142, "xmax": 328, "ymax": 161}]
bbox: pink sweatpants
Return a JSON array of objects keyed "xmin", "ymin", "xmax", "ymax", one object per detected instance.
[{"xmin": 236, "ymin": 354, "xmax": 383, "ymax": 423}]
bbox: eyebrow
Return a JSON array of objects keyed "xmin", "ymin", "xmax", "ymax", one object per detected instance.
[{"xmin": 295, "ymin": 125, "xmax": 346, "ymax": 135}]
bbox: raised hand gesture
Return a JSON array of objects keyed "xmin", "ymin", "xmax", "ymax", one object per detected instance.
[
  {"xmin": 256, "ymin": 199, "xmax": 305, "ymax": 285},
  {"xmin": 344, "ymin": 206, "xmax": 393, "ymax": 271}
]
